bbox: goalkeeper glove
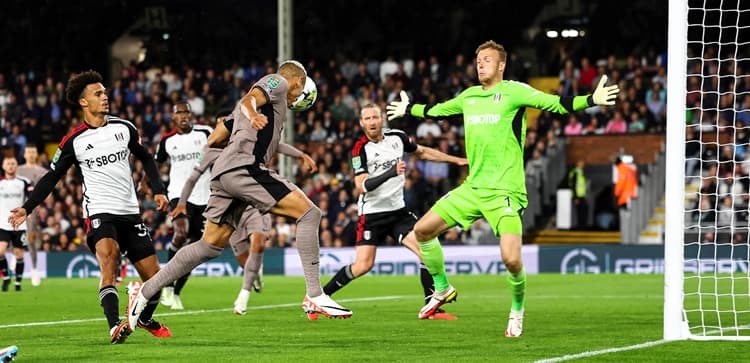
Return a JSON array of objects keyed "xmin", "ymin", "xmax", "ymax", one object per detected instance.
[
  {"xmin": 590, "ymin": 75, "xmax": 620, "ymax": 106},
  {"xmin": 386, "ymin": 91, "xmax": 410, "ymax": 121}
]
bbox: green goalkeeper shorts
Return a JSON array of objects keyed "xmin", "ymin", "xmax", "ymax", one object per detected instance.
[{"xmin": 432, "ymin": 183, "xmax": 528, "ymax": 237}]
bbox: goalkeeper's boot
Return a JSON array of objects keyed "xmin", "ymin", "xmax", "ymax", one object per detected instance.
[
  {"xmin": 233, "ymin": 289, "xmax": 250, "ymax": 315},
  {"xmin": 137, "ymin": 318, "xmax": 173, "ymax": 338},
  {"xmin": 110, "ymin": 321, "xmax": 132, "ymax": 344},
  {"xmin": 302, "ymin": 294, "xmax": 352, "ymax": 320},
  {"xmin": 126, "ymin": 281, "xmax": 148, "ymax": 332},
  {"xmin": 160, "ymin": 286, "xmax": 175, "ymax": 306},
  {"xmin": 419, "ymin": 285, "xmax": 457, "ymax": 319},
  {"xmin": 505, "ymin": 310, "xmax": 524, "ymax": 338},
  {"xmin": 0, "ymin": 345, "xmax": 18, "ymax": 362}
]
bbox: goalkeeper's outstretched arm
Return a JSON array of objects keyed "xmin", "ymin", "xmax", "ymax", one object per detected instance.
[{"xmin": 386, "ymin": 90, "xmax": 464, "ymax": 121}]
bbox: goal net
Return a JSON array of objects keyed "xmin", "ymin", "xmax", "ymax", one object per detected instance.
[{"xmin": 665, "ymin": 0, "xmax": 750, "ymax": 340}]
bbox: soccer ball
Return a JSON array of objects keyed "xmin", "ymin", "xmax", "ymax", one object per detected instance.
[{"xmin": 289, "ymin": 76, "xmax": 317, "ymax": 112}]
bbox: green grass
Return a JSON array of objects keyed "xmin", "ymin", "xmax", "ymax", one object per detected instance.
[{"xmin": 1, "ymin": 274, "xmax": 748, "ymax": 362}]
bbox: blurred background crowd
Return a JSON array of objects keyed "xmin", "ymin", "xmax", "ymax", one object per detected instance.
[{"xmin": 1, "ymin": 0, "xmax": 703, "ymax": 252}]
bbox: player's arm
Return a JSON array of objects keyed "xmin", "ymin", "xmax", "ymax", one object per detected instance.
[
  {"xmin": 207, "ymin": 117, "xmax": 232, "ymax": 148},
  {"xmin": 351, "ymin": 146, "xmax": 404, "ymax": 193},
  {"xmin": 169, "ymin": 146, "xmax": 220, "ymax": 218},
  {"xmin": 10, "ymin": 144, "xmax": 74, "ymax": 227},
  {"xmin": 386, "ymin": 90, "xmax": 464, "ymax": 121},
  {"xmin": 515, "ymin": 75, "xmax": 619, "ymax": 114},
  {"xmin": 140, "ymin": 135, "xmax": 170, "ymax": 195},
  {"xmin": 278, "ymin": 143, "xmax": 317, "ymax": 173},
  {"xmin": 413, "ymin": 145, "xmax": 468, "ymax": 166},
  {"xmin": 239, "ymin": 87, "xmax": 269, "ymax": 130},
  {"xmin": 394, "ymin": 130, "xmax": 467, "ymax": 166},
  {"xmin": 126, "ymin": 124, "xmax": 168, "ymax": 211}
]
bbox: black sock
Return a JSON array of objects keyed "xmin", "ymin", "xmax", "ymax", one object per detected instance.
[
  {"xmin": 139, "ymin": 289, "xmax": 161, "ymax": 323},
  {"xmin": 15, "ymin": 260, "xmax": 24, "ymax": 283},
  {"xmin": 166, "ymin": 245, "xmax": 178, "ymax": 288},
  {"xmin": 174, "ymin": 274, "xmax": 189, "ymax": 295},
  {"xmin": 0, "ymin": 258, "xmax": 7, "ymax": 279},
  {"xmin": 99, "ymin": 285, "xmax": 120, "ymax": 329},
  {"xmin": 167, "ymin": 244, "xmax": 178, "ymax": 261},
  {"xmin": 323, "ymin": 264, "xmax": 354, "ymax": 296},
  {"xmin": 420, "ymin": 263, "xmax": 435, "ymax": 304}
]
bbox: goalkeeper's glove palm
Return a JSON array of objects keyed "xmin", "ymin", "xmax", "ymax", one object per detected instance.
[
  {"xmin": 591, "ymin": 75, "xmax": 620, "ymax": 106},
  {"xmin": 386, "ymin": 91, "xmax": 410, "ymax": 121}
]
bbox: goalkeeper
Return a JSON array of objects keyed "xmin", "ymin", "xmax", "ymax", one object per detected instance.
[{"xmin": 386, "ymin": 40, "xmax": 619, "ymax": 337}]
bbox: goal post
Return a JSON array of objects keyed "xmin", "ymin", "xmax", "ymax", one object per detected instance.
[
  {"xmin": 664, "ymin": 0, "xmax": 688, "ymax": 341},
  {"xmin": 665, "ymin": 0, "xmax": 750, "ymax": 341}
]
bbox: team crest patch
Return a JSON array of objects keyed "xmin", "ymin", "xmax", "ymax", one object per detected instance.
[
  {"xmin": 352, "ymin": 156, "xmax": 361, "ymax": 169},
  {"xmin": 91, "ymin": 218, "xmax": 101, "ymax": 229},
  {"xmin": 52, "ymin": 149, "xmax": 61, "ymax": 163},
  {"xmin": 267, "ymin": 76, "xmax": 281, "ymax": 89},
  {"xmin": 494, "ymin": 93, "xmax": 502, "ymax": 103},
  {"xmin": 363, "ymin": 230, "xmax": 371, "ymax": 240}
]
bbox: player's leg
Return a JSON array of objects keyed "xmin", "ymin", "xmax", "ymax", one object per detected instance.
[
  {"xmin": 484, "ymin": 191, "xmax": 527, "ymax": 337},
  {"xmin": 413, "ymin": 211, "xmax": 452, "ymax": 291},
  {"xmin": 414, "ymin": 185, "xmax": 480, "ymax": 319},
  {"xmin": 170, "ymin": 204, "xmax": 206, "ymax": 310},
  {"xmin": 394, "ymin": 211, "xmax": 434, "ymax": 302},
  {"xmin": 161, "ymin": 200, "xmax": 190, "ymax": 306},
  {"xmin": 232, "ymin": 227, "xmax": 266, "ymax": 315},
  {"xmin": 118, "ymin": 215, "xmax": 173, "ymax": 338},
  {"xmin": 244, "ymin": 232, "xmax": 266, "ymax": 292},
  {"xmin": 400, "ymin": 212, "xmax": 458, "ymax": 320},
  {"xmin": 138, "ymin": 220, "xmax": 233, "ymax": 301},
  {"xmin": 11, "ymin": 236, "xmax": 25, "ymax": 291},
  {"xmin": 270, "ymin": 189, "xmax": 352, "ymax": 318},
  {"xmin": 323, "ymin": 244, "xmax": 376, "ymax": 296},
  {"xmin": 129, "ymin": 219, "xmax": 232, "ymax": 330},
  {"xmin": 250, "ymin": 217, "xmax": 269, "ymax": 293},
  {"xmin": 324, "ymin": 212, "xmax": 381, "ymax": 296},
  {"xmin": 26, "ymin": 211, "xmax": 41, "ymax": 286},
  {"xmin": 230, "ymin": 229, "xmax": 251, "ymax": 315},
  {"xmin": 0, "ymin": 239, "xmax": 10, "ymax": 292},
  {"xmin": 90, "ymin": 230, "xmax": 130, "ymax": 344}
]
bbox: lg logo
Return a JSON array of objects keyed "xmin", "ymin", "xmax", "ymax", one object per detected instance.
[{"xmin": 560, "ymin": 248, "xmax": 601, "ymax": 274}]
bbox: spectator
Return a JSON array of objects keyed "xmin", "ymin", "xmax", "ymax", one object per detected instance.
[
  {"xmin": 563, "ymin": 114, "xmax": 583, "ymax": 136},
  {"xmin": 605, "ymin": 111, "xmax": 628, "ymax": 134},
  {"xmin": 416, "ymin": 118, "xmax": 442, "ymax": 139}
]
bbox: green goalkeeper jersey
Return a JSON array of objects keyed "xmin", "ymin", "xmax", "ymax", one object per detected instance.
[{"xmin": 410, "ymin": 80, "xmax": 591, "ymax": 194}]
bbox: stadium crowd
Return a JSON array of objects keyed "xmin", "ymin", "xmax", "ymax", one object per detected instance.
[{"xmin": 0, "ymin": 49, "xmax": 677, "ymax": 252}]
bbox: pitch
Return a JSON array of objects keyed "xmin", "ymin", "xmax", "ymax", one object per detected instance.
[{"xmin": 0, "ymin": 274, "xmax": 745, "ymax": 362}]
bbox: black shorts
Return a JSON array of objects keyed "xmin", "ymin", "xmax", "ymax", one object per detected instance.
[
  {"xmin": 169, "ymin": 198, "xmax": 207, "ymax": 242},
  {"xmin": 0, "ymin": 229, "xmax": 27, "ymax": 249},
  {"xmin": 85, "ymin": 214, "xmax": 155, "ymax": 263},
  {"xmin": 356, "ymin": 208, "xmax": 418, "ymax": 246}
]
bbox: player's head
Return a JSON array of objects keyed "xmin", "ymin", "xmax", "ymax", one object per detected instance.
[
  {"xmin": 475, "ymin": 40, "xmax": 507, "ymax": 85},
  {"xmin": 359, "ymin": 103, "xmax": 385, "ymax": 141},
  {"xmin": 173, "ymin": 100, "xmax": 194, "ymax": 133},
  {"xmin": 65, "ymin": 70, "xmax": 108, "ymax": 114},
  {"xmin": 23, "ymin": 145, "xmax": 39, "ymax": 164},
  {"xmin": 2, "ymin": 155, "xmax": 18, "ymax": 176},
  {"xmin": 278, "ymin": 60, "xmax": 307, "ymax": 103}
]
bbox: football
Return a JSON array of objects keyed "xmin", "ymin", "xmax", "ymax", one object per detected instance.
[{"xmin": 289, "ymin": 76, "xmax": 317, "ymax": 112}]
